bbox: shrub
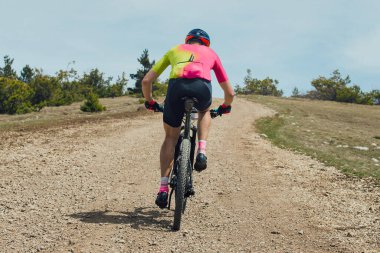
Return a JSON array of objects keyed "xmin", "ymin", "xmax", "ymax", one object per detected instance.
[
  {"xmin": 29, "ymin": 74, "xmax": 58, "ymax": 106},
  {"xmin": 80, "ymin": 92, "xmax": 106, "ymax": 112},
  {"xmin": 291, "ymin": 87, "xmax": 303, "ymax": 97},
  {"xmin": 152, "ymin": 80, "xmax": 168, "ymax": 98},
  {"xmin": 311, "ymin": 70, "xmax": 350, "ymax": 101},
  {"xmin": 0, "ymin": 77, "xmax": 35, "ymax": 114},
  {"xmin": 336, "ymin": 85, "xmax": 361, "ymax": 103},
  {"xmin": 235, "ymin": 69, "xmax": 283, "ymax": 96}
]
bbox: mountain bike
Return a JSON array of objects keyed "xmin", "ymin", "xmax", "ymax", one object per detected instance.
[{"xmin": 162, "ymin": 97, "xmax": 220, "ymax": 231}]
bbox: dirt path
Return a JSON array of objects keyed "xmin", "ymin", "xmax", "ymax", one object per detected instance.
[{"xmin": 1, "ymin": 98, "xmax": 379, "ymax": 253}]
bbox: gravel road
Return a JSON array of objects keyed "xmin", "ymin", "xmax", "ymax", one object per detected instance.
[{"xmin": 0, "ymin": 98, "xmax": 379, "ymax": 252}]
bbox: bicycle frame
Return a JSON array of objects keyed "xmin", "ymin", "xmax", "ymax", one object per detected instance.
[{"xmin": 168, "ymin": 98, "xmax": 197, "ymax": 210}]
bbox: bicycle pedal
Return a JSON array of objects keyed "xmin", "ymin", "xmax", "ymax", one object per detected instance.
[
  {"xmin": 185, "ymin": 188, "xmax": 195, "ymax": 197},
  {"xmin": 169, "ymin": 176, "xmax": 177, "ymax": 188}
]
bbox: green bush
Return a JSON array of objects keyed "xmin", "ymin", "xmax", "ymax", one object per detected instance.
[
  {"xmin": 310, "ymin": 70, "xmax": 349, "ymax": 101},
  {"xmin": 370, "ymin": 90, "xmax": 380, "ymax": 105},
  {"xmin": 152, "ymin": 80, "xmax": 168, "ymax": 98},
  {"xmin": 336, "ymin": 85, "xmax": 361, "ymax": 103},
  {"xmin": 235, "ymin": 69, "xmax": 283, "ymax": 97},
  {"xmin": 29, "ymin": 74, "xmax": 58, "ymax": 106},
  {"xmin": 0, "ymin": 77, "xmax": 35, "ymax": 114},
  {"xmin": 80, "ymin": 92, "xmax": 106, "ymax": 112}
]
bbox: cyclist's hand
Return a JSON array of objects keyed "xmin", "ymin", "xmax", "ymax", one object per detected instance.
[
  {"xmin": 217, "ymin": 104, "xmax": 231, "ymax": 115},
  {"xmin": 144, "ymin": 100, "xmax": 162, "ymax": 112}
]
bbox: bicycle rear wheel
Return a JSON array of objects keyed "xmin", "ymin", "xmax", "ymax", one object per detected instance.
[{"xmin": 173, "ymin": 138, "xmax": 191, "ymax": 231}]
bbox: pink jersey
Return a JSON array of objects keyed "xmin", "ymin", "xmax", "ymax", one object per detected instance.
[{"xmin": 152, "ymin": 44, "xmax": 228, "ymax": 83}]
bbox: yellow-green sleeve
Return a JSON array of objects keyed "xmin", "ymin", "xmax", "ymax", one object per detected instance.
[{"xmin": 151, "ymin": 51, "xmax": 170, "ymax": 76}]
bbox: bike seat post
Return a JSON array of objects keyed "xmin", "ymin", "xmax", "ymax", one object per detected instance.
[
  {"xmin": 184, "ymin": 98, "xmax": 194, "ymax": 113},
  {"xmin": 183, "ymin": 98, "xmax": 197, "ymax": 139}
]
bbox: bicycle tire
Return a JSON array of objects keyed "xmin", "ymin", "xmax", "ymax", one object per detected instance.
[{"xmin": 173, "ymin": 138, "xmax": 191, "ymax": 231}]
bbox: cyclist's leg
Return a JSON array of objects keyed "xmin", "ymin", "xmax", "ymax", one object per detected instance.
[
  {"xmin": 156, "ymin": 79, "xmax": 185, "ymax": 208},
  {"xmin": 156, "ymin": 124, "xmax": 180, "ymax": 209},
  {"xmin": 194, "ymin": 109, "xmax": 209, "ymax": 171},
  {"xmin": 190, "ymin": 79, "xmax": 212, "ymax": 171},
  {"xmin": 197, "ymin": 108, "xmax": 211, "ymax": 141},
  {"xmin": 160, "ymin": 79, "xmax": 185, "ymax": 178},
  {"xmin": 189, "ymin": 79, "xmax": 212, "ymax": 142},
  {"xmin": 160, "ymin": 123, "xmax": 181, "ymax": 177}
]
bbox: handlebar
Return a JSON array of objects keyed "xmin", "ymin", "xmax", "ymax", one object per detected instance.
[{"xmin": 156, "ymin": 104, "xmax": 221, "ymax": 118}]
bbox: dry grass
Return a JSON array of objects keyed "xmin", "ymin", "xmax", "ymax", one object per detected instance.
[
  {"xmin": 249, "ymin": 95, "xmax": 380, "ymax": 180},
  {"xmin": 0, "ymin": 96, "xmax": 146, "ymax": 132}
]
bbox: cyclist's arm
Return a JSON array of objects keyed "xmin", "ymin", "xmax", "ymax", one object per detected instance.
[
  {"xmin": 212, "ymin": 54, "xmax": 234, "ymax": 106},
  {"xmin": 142, "ymin": 51, "xmax": 170, "ymax": 102},
  {"xmin": 219, "ymin": 80, "xmax": 234, "ymax": 106},
  {"xmin": 142, "ymin": 70, "xmax": 159, "ymax": 102}
]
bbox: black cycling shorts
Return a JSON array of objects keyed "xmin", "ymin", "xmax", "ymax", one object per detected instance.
[{"xmin": 164, "ymin": 78, "xmax": 212, "ymax": 128}]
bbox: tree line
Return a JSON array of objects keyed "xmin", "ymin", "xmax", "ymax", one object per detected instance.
[
  {"xmin": 0, "ymin": 55, "xmax": 128, "ymax": 114},
  {"xmin": 0, "ymin": 50, "xmax": 167, "ymax": 114},
  {"xmin": 235, "ymin": 69, "xmax": 380, "ymax": 105},
  {"xmin": 3, "ymin": 50, "xmax": 378, "ymax": 115}
]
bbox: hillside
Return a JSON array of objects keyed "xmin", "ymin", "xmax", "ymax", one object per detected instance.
[
  {"xmin": 0, "ymin": 96, "xmax": 379, "ymax": 252},
  {"xmin": 250, "ymin": 95, "xmax": 380, "ymax": 180}
]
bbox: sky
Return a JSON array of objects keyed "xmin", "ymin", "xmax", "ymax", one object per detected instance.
[{"xmin": 1, "ymin": 0, "xmax": 380, "ymax": 97}]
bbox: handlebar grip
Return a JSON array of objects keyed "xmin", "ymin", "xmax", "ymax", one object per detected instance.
[
  {"xmin": 156, "ymin": 104, "xmax": 164, "ymax": 112},
  {"xmin": 210, "ymin": 109, "xmax": 220, "ymax": 119}
]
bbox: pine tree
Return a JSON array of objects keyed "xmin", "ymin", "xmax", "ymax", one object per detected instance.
[
  {"xmin": 0, "ymin": 55, "xmax": 17, "ymax": 79},
  {"xmin": 130, "ymin": 49, "xmax": 155, "ymax": 95},
  {"xmin": 20, "ymin": 65, "xmax": 35, "ymax": 83},
  {"xmin": 292, "ymin": 87, "xmax": 300, "ymax": 97}
]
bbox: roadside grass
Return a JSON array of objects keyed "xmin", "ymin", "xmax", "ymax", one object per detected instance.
[
  {"xmin": 248, "ymin": 95, "xmax": 380, "ymax": 180},
  {"xmin": 0, "ymin": 96, "xmax": 146, "ymax": 132}
]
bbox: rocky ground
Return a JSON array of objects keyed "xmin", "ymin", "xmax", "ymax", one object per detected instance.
[{"xmin": 0, "ymin": 98, "xmax": 379, "ymax": 252}]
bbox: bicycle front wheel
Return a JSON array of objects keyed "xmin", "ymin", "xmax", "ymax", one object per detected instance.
[{"xmin": 173, "ymin": 138, "xmax": 191, "ymax": 231}]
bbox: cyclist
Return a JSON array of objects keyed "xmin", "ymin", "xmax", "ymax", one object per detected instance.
[{"xmin": 142, "ymin": 28, "xmax": 234, "ymax": 208}]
